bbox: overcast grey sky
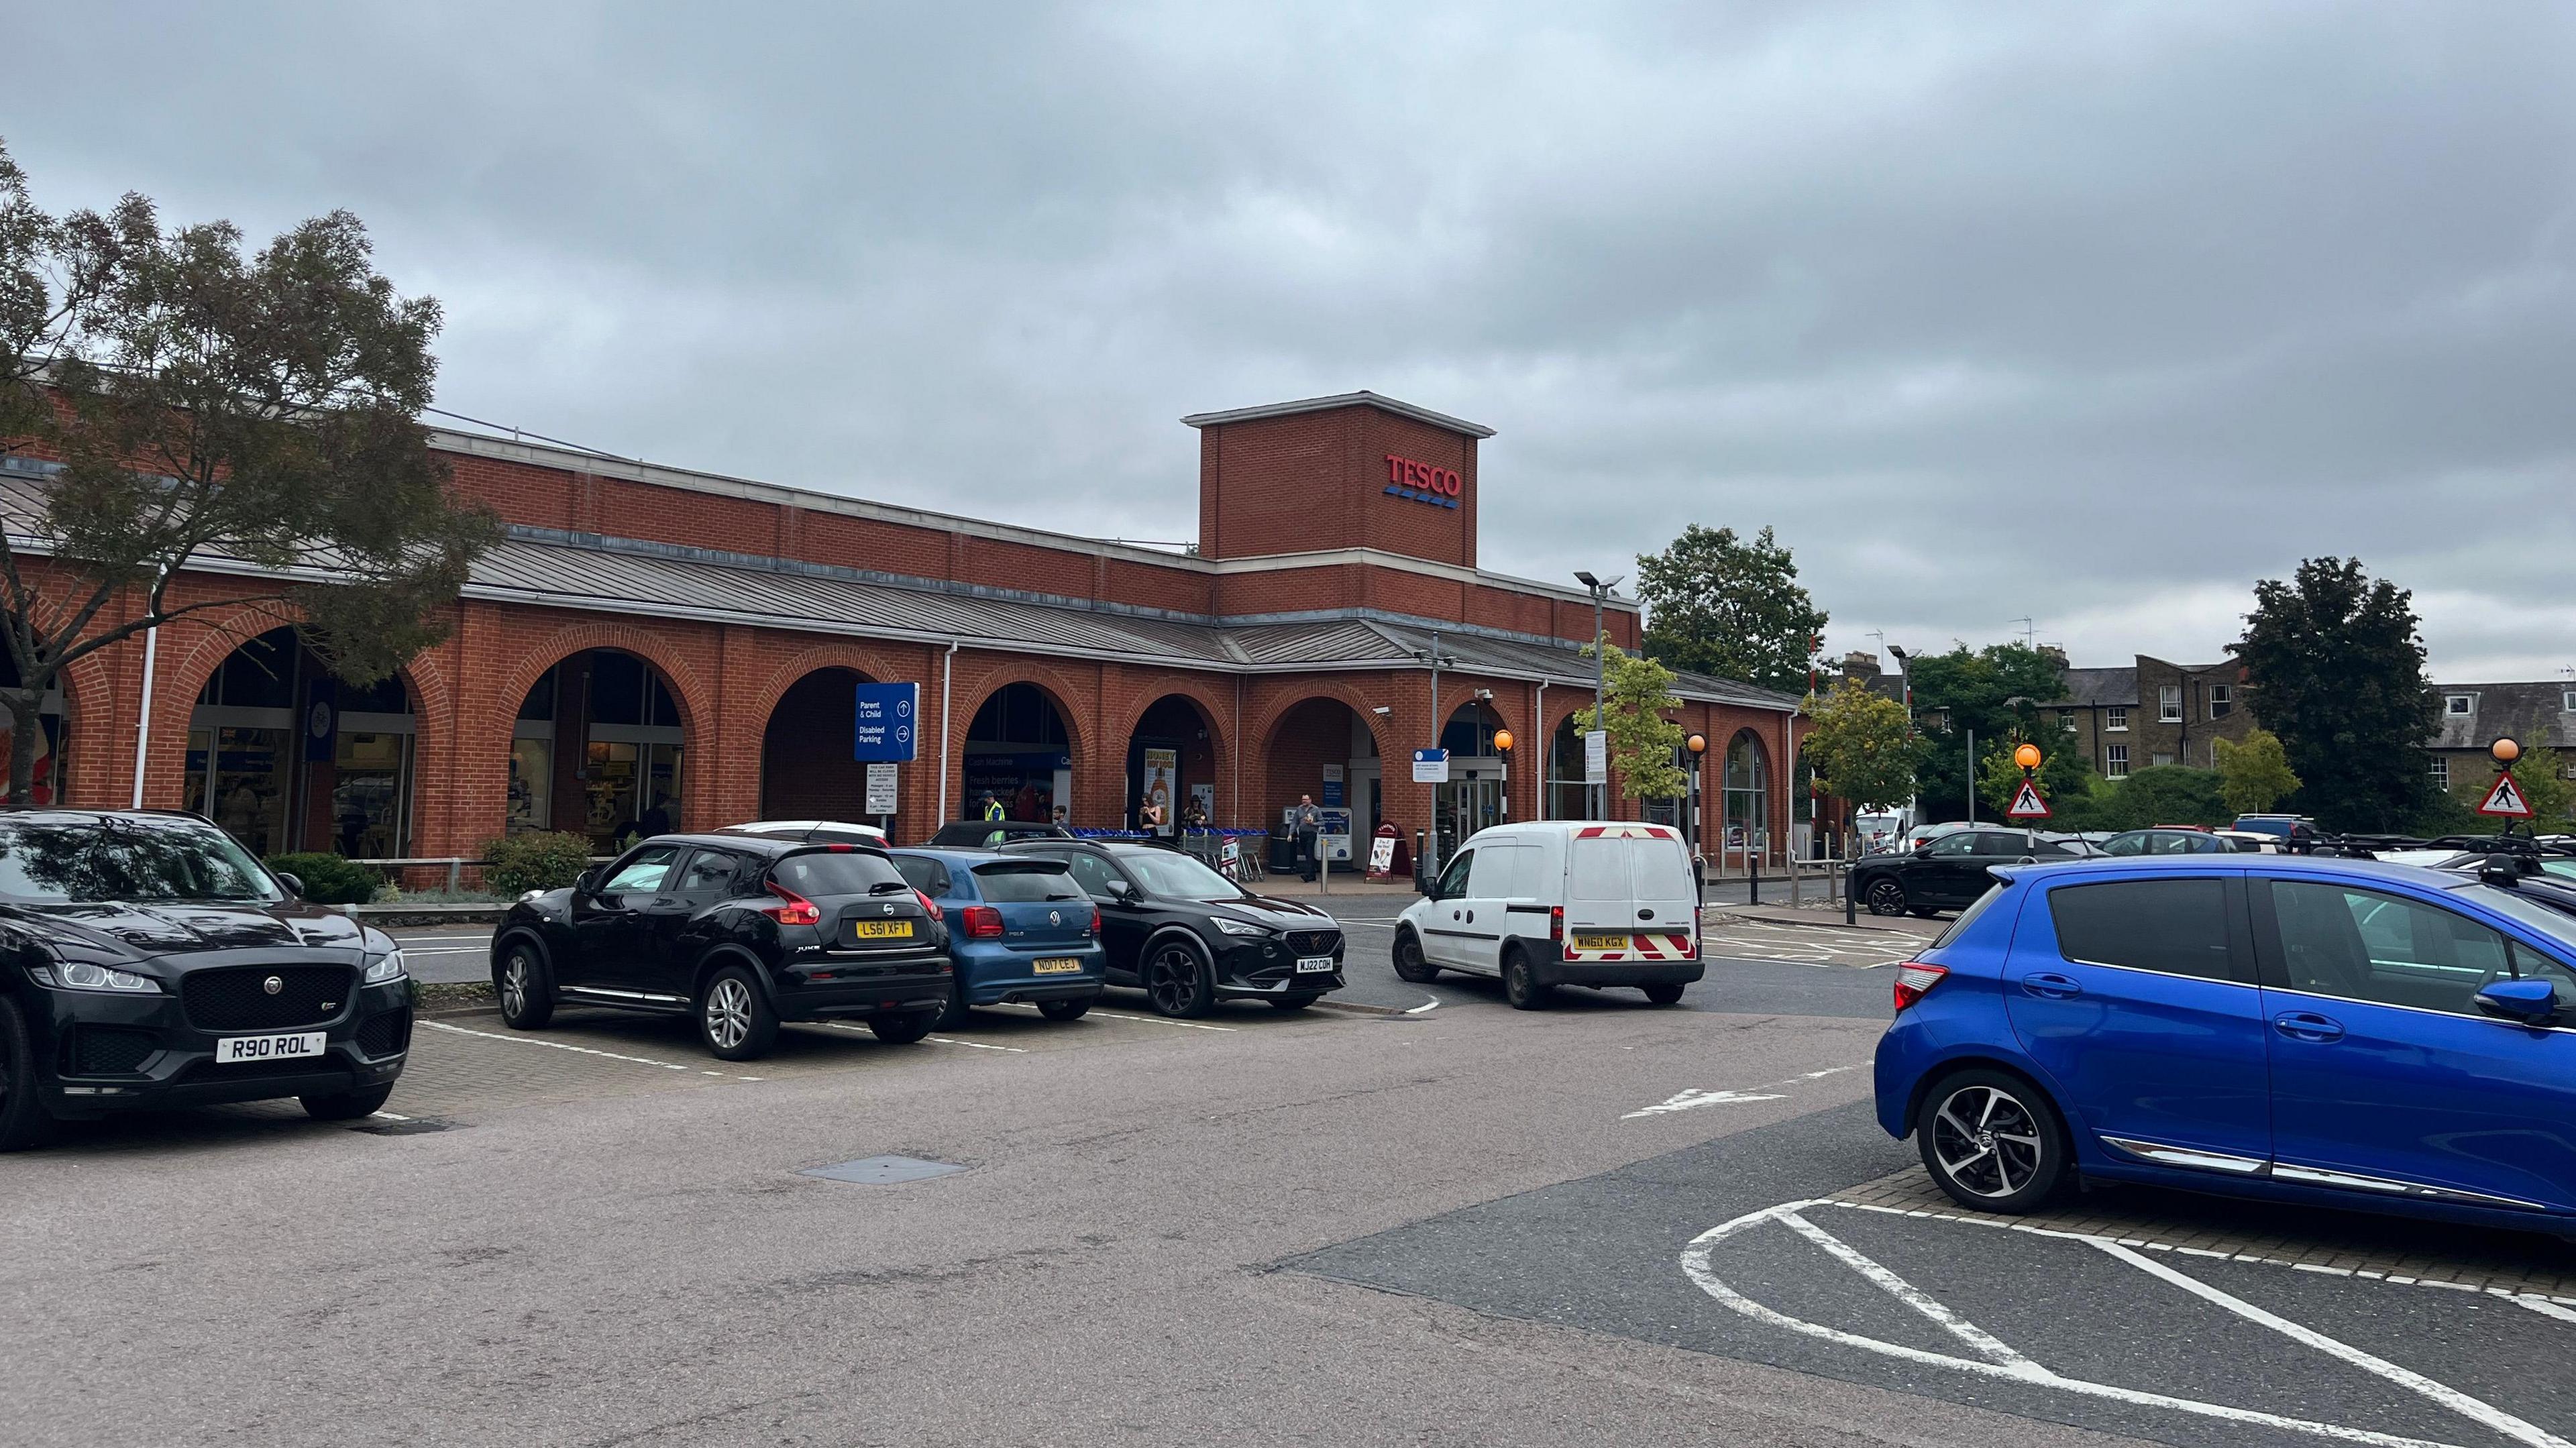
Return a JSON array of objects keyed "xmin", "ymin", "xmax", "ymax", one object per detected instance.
[{"xmin": 10, "ymin": 2, "xmax": 2574, "ymax": 680}]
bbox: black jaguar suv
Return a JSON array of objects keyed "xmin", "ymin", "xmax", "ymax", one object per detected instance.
[
  {"xmin": 0, "ymin": 810, "xmax": 413, "ymax": 1150},
  {"xmin": 490, "ymin": 830, "xmax": 953, "ymax": 1060}
]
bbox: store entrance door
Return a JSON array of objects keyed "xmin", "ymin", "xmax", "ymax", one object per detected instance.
[{"xmin": 1434, "ymin": 764, "xmax": 1505, "ymax": 862}]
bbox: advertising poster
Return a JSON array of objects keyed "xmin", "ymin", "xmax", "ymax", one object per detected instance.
[{"xmin": 1142, "ymin": 748, "xmax": 1178, "ymax": 830}]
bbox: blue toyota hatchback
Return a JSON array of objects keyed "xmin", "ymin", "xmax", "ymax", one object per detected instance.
[
  {"xmin": 889, "ymin": 849, "xmax": 1105, "ymax": 1026},
  {"xmin": 1875, "ymin": 854, "xmax": 2576, "ymax": 1232}
]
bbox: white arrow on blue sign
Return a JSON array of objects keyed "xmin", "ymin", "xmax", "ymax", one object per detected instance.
[{"xmin": 853, "ymin": 682, "xmax": 921, "ymax": 763}]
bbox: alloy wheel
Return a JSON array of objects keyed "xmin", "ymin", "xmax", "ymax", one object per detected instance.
[
  {"xmin": 1927, "ymin": 1084, "xmax": 2046, "ymax": 1199},
  {"xmin": 1146, "ymin": 947, "xmax": 1200, "ymax": 1015},
  {"xmin": 500, "ymin": 954, "xmax": 529, "ymax": 1019},
  {"xmin": 705, "ymin": 978, "xmax": 753, "ymax": 1051},
  {"xmin": 1868, "ymin": 881, "xmax": 1906, "ymax": 916}
]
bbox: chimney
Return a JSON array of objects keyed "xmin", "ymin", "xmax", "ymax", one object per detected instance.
[
  {"xmin": 2037, "ymin": 645, "xmax": 2069, "ymax": 668},
  {"xmin": 1841, "ymin": 651, "xmax": 1880, "ymax": 681}
]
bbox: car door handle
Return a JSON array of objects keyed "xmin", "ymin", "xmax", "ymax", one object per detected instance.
[
  {"xmin": 2273, "ymin": 1011, "xmax": 2346, "ymax": 1043},
  {"xmin": 2019, "ymin": 973, "xmax": 2082, "ymax": 999},
  {"xmin": 1464, "ymin": 910, "xmax": 1474, "ymax": 924}
]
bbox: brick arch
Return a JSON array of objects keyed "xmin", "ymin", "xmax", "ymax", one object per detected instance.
[
  {"xmin": 1249, "ymin": 681, "xmax": 1391, "ymax": 757},
  {"xmin": 745, "ymin": 640, "xmax": 918, "ymax": 728},
  {"xmin": 952, "ymin": 667, "xmax": 1091, "ymax": 768},
  {"xmin": 487, "ymin": 621, "xmax": 713, "ymax": 746},
  {"xmin": 393, "ymin": 651, "xmax": 455, "ymax": 854},
  {"xmin": 1110, "ymin": 679, "xmax": 1234, "ymax": 761}
]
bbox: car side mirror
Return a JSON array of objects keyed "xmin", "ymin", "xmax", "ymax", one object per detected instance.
[
  {"xmin": 274, "ymin": 871, "xmax": 304, "ymax": 897},
  {"xmin": 2475, "ymin": 977, "xmax": 2557, "ymax": 1025},
  {"xmin": 576, "ymin": 867, "xmax": 603, "ymax": 895}
]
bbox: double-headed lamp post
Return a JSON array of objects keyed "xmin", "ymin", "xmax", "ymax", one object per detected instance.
[{"xmin": 1574, "ymin": 569, "xmax": 1622, "ymax": 820}]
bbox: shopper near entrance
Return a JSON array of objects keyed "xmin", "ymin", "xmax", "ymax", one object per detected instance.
[
  {"xmin": 980, "ymin": 793, "xmax": 1006, "ymax": 823},
  {"xmin": 1139, "ymin": 795, "xmax": 1167, "ymax": 837},
  {"xmin": 1293, "ymin": 795, "xmax": 1323, "ymax": 882}
]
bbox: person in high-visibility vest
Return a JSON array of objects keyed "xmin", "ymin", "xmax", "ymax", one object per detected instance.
[{"xmin": 980, "ymin": 793, "xmax": 1006, "ymax": 822}]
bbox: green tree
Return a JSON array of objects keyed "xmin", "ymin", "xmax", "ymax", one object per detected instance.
[
  {"xmin": 1902, "ymin": 643, "xmax": 2078, "ymax": 822},
  {"xmin": 0, "ymin": 140, "xmax": 496, "ymax": 802},
  {"xmin": 2086, "ymin": 766, "xmax": 2233, "ymax": 830},
  {"xmin": 1634, "ymin": 524, "xmax": 1827, "ymax": 693},
  {"xmin": 1575, "ymin": 638, "xmax": 1688, "ymax": 805},
  {"xmin": 2237, "ymin": 557, "xmax": 2438, "ymax": 834},
  {"xmin": 2214, "ymin": 728, "xmax": 2301, "ymax": 816},
  {"xmin": 1801, "ymin": 677, "xmax": 1919, "ymax": 814}
]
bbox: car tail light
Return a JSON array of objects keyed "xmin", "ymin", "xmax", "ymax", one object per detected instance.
[
  {"xmin": 1088, "ymin": 907, "xmax": 1102, "ymax": 936},
  {"xmin": 763, "ymin": 881, "xmax": 821, "ymax": 927},
  {"xmin": 1892, "ymin": 961, "xmax": 1949, "ymax": 1013},
  {"xmin": 959, "ymin": 905, "xmax": 1005, "ymax": 939},
  {"xmin": 1551, "ymin": 905, "xmax": 1567, "ymax": 960},
  {"xmin": 914, "ymin": 889, "xmax": 943, "ymax": 923}
]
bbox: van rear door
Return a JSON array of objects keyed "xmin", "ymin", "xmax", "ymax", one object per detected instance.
[{"xmin": 1564, "ymin": 825, "xmax": 1697, "ymax": 962}]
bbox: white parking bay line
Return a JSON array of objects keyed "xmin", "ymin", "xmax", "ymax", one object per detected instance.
[
  {"xmin": 1091, "ymin": 1009, "xmax": 1236, "ymax": 1032},
  {"xmin": 420, "ymin": 1019, "xmax": 765, "ymax": 1082},
  {"xmin": 814, "ymin": 1022, "xmax": 1029, "ymax": 1054},
  {"xmin": 1682, "ymin": 1199, "xmax": 2571, "ymax": 1448},
  {"xmin": 1624, "ymin": 1064, "xmax": 1857, "ymax": 1119}
]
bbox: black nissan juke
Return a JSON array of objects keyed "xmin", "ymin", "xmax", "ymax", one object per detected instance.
[
  {"xmin": 0, "ymin": 810, "xmax": 414, "ymax": 1150},
  {"xmin": 490, "ymin": 830, "xmax": 953, "ymax": 1060}
]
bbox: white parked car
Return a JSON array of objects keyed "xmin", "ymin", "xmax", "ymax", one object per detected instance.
[{"xmin": 1392, "ymin": 821, "xmax": 1701, "ymax": 1009}]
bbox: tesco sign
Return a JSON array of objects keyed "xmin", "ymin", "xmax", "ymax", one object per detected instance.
[{"xmin": 1383, "ymin": 453, "xmax": 1462, "ymax": 511}]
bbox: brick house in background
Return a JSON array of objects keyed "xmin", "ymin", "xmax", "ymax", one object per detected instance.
[
  {"xmin": 0, "ymin": 390, "xmax": 1805, "ymax": 876},
  {"xmin": 2426, "ymin": 681, "xmax": 2576, "ymax": 823}
]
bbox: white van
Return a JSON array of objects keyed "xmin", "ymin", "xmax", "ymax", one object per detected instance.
[{"xmin": 1392, "ymin": 821, "xmax": 1702, "ymax": 1009}]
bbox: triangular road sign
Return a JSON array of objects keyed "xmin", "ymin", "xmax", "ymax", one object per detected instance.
[
  {"xmin": 2478, "ymin": 771, "xmax": 2535, "ymax": 818},
  {"xmin": 2005, "ymin": 777, "xmax": 2051, "ymax": 819}
]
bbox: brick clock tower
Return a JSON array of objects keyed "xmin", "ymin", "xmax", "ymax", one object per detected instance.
[{"xmin": 1184, "ymin": 391, "xmax": 1493, "ymax": 565}]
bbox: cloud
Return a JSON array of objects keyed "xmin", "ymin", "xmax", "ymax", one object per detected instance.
[{"xmin": 9, "ymin": 0, "xmax": 2573, "ymax": 677}]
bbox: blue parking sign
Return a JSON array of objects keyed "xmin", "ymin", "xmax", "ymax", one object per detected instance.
[{"xmin": 853, "ymin": 683, "xmax": 919, "ymax": 762}]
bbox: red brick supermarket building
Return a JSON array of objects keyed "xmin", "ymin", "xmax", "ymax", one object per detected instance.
[{"xmin": 14, "ymin": 391, "xmax": 1801, "ymax": 872}]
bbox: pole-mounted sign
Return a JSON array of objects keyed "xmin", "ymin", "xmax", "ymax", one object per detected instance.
[
  {"xmin": 2004, "ymin": 777, "xmax": 2051, "ymax": 820},
  {"xmin": 2479, "ymin": 736, "xmax": 2536, "ymax": 820}
]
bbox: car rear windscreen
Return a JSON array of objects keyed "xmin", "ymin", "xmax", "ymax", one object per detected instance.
[
  {"xmin": 771, "ymin": 850, "xmax": 906, "ymax": 897},
  {"xmin": 971, "ymin": 862, "xmax": 1085, "ymax": 902}
]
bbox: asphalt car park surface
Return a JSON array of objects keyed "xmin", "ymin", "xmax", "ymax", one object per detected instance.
[
  {"xmin": 22, "ymin": 896, "xmax": 2576, "ymax": 1446},
  {"xmin": 1299, "ymin": 1097, "xmax": 2576, "ymax": 1448}
]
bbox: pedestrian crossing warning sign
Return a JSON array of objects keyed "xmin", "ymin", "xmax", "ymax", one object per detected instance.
[
  {"xmin": 2478, "ymin": 771, "xmax": 2535, "ymax": 818},
  {"xmin": 2005, "ymin": 777, "xmax": 2051, "ymax": 819}
]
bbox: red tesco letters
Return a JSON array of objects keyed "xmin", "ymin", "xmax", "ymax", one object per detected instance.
[{"xmin": 1384, "ymin": 453, "xmax": 1463, "ymax": 498}]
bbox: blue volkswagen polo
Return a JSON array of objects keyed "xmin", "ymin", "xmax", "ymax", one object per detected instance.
[
  {"xmin": 889, "ymin": 849, "xmax": 1105, "ymax": 1026},
  {"xmin": 1875, "ymin": 853, "xmax": 2576, "ymax": 1231}
]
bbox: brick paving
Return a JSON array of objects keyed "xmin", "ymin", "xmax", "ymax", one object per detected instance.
[{"xmin": 1835, "ymin": 1164, "xmax": 2576, "ymax": 1302}]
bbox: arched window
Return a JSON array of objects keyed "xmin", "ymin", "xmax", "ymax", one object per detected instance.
[
  {"xmin": 1545, "ymin": 717, "xmax": 1587, "ymax": 820},
  {"xmin": 1723, "ymin": 732, "xmax": 1769, "ymax": 850}
]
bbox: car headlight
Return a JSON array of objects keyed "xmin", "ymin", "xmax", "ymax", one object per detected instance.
[
  {"xmin": 1211, "ymin": 917, "xmax": 1271, "ymax": 938},
  {"xmin": 39, "ymin": 960, "xmax": 161, "ymax": 993},
  {"xmin": 363, "ymin": 951, "xmax": 408, "ymax": 985}
]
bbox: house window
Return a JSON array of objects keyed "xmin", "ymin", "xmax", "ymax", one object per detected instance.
[
  {"xmin": 2159, "ymin": 685, "xmax": 2182, "ymax": 723},
  {"xmin": 2105, "ymin": 744, "xmax": 2128, "ymax": 779},
  {"xmin": 1929, "ymin": 708, "xmax": 1950, "ymax": 730},
  {"xmin": 2563, "ymin": 691, "xmax": 2575, "ymax": 713},
  {"xmin": 2208, "ymin": 684, "xmax": 2233, "ymax": 720},
  {"xmin": 2447, "ymin": 694, "xmax": 2475, "ymax": 716},
  {"xmin": 2429, "ymin": 756, "xmax": 2449, "ymax": 789},
  {"xmin": 2105, "ymin": 707, "xmax": 2129, "ymax": 732},
  {"xmin": 2153, "ymin": 752, "xmax": 2176, "ymax": 768},
  {"xmin": 2057, "ymin": 710, "xmax": 2076, "ymax": 730}
]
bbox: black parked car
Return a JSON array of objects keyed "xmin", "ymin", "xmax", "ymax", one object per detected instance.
[
  {"xmin": 999, "ymin": 838, "xmax": 1343, "ymax": 1016},
  {"xmin": 1849, "ymin": 827, "xmax": 2082, "ymax": 917},
  {"xmin": 924, "ymin": 820, "xmax": 1070, "ymax": 848},
  {"xmin": 490, "ymin": 831, "xmax": 952, "ymax": 1061},
  {"xmin": 0, "ymin": 810, "xmax": 413, "ymax": 1150}
]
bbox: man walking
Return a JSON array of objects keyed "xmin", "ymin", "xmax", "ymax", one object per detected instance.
[{"xmin": 1292, "ymin": 793, "xmax": 1323, "ymax": 883}]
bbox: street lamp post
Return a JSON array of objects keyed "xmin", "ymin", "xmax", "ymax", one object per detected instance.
[
  {"xmin": 1574, "ymin": 570, "xmax": 1622, "ymax": 820},
  {"xmin": 1686, "ymin": 731, "xmax": 1708, "ymax": 869},
  {"xmin": 1413, "ymin": 632, "xmax": 1458, "ymax": 878}
]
